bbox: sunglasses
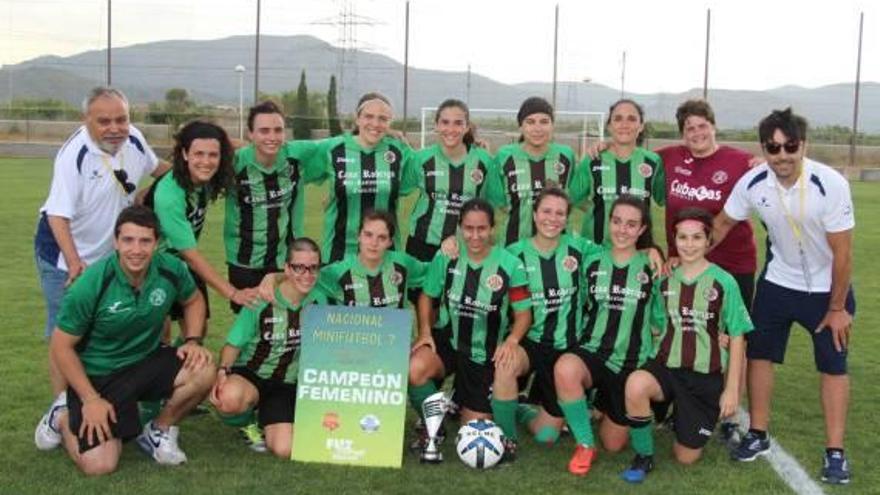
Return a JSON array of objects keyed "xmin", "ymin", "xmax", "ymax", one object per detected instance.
[
  {"xmin": 287, "ymin": 263, "xmax": 320, "ymax": 275},
  {"xmin": 113, "ymin": 169, "xmax": 137, "ymax": 194},
  {"xmin": 763, "ymin": 140, "xmax": 800, "ymax": 155}
]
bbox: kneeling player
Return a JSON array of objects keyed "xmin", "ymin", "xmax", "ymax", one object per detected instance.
[
  {"xmin": 553, "ymin": 195, "xmax": 658, "ymax": 476},
  {"xmin": 408, "ymin": 199, "xmax": 531, "ymax": 462},
  {"xmin": 211, "ymin": 238, "xmax": 325, "ymax": 458},
  {"xmin": 620, "ymin": 208, "xmax": 752, "ymax": 483}
]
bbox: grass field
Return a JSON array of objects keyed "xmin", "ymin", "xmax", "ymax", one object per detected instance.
[{"xmin": 1, "ymin": 157, "xmax": 876, "ymax": 494}]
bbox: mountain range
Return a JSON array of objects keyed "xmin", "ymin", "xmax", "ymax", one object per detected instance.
[{"xmin": 3, "ymin": 34, "xmax": 878, "ymax": 131}]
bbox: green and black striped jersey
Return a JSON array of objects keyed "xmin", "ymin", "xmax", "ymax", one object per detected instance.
[
  {"xmin": 652, "ymin": 264, "xmax": 753, "ymax": 374},
  {"xmin": 506, "ymin": 234, "xmax": 602, "ymax": 350},
  {"xmin": 224, "ymin": 141, "xmax": 320, "ymax": 269},
  {"xmin": 580, "ymin": 250, "xmax": 656, "ymax": 373},
  {"xmin": 318, "ymin": 250, "xmax": 425, "ymax": 308},
  {"xmin": 149, "ymin": 172, "xmax": 208, "ymax": 254},
  {"xmin": 423, "ymin": 245, "xmax": 531, "ymax": 365},
  {"xmin": 485, "ymin": 142, "xmax": 576, "ymax": 246},
  {"xmin": 406, "ymin": 144, "xmax": 493, "ymax": 248},
  {"xmin": 307, "ymin": 133, "xmax": 416, "ymax": 263},
  {"xmin": 572, "ymin": 147, "xmax": 666, "ymax": 245},
  {"xmin": 226, "ymin": 287, "xmax": 327, "ymax": 384}
]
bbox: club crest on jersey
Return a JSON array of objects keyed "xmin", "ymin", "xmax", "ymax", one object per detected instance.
[
  {"xmin": 470, "ymin": 169, "xmax": 484, "ymax": 184},
  {"xmin": 486, "ymin": 274, "xmax": 503, "ymax": 292},
  {"xmin": 638, "ymin": 163, "xmax": 653, "ymax": 178},
  {"xmin": 553, "ymin": 161, "xmax": 566, "ymax": 175},
  {"xmin": 704, "ymin": 287, "xmax": 719, "ymax": 302},
  {"xmin": 562, "ymin": 255, "xmax": 578, "ymax": 272},
  {"xmin": 390, "ymin": 270, "xmax": 404, "ymax": 286},
  {"xmin": 637, "ymin": 271, "xmax": 651, "ymax": 284},
  {"xmin": 383, "ymin": 150, "xmax": 397, "ymax": 164},
  {"xmin": 149, "ymin": 288, "xmax": 167, "ymax": 306},
  {"xmin": 712, "ymin": 170, "xmax": 729, "ymax": 185}
]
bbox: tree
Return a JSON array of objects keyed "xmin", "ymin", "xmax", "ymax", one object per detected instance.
[
  {"xmin": 327, "ymin": 75, "xmax": 343, "ymax": 136},
  {"xmin": 292, "ymin": 70, "xmax": 311, "ymax": 139}
]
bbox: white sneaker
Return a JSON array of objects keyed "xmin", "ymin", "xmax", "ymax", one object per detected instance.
[
  {"xmin": 34, "ymin": 391, "xmax": 67, "ymax": 451},
  {"xmin": 136, "ymin": 421, "xmax": 187, "ymax": 465}
]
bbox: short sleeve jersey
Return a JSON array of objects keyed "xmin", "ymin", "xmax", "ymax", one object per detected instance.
[
  {"xmin": 226, "ymin": 287, "xmax": 328, "ymax": 384},
  {"xmin": 723, "ymin": 159, "xmax": 855, "ymax": 292},
  {"xmin": 406, "ymin": 144, "xmax": 493, "ymax": 247},
  {"xmin": 37, "ymin": 125, "xmax": 159, "ymax": 270},
  {"xmin": 307, "ymin": 133, "xmax": 416, "ymax": 263},
  {"xmin": 652, "ymin": 263, "xmax": 754, "ymax": 374},
  {"xmin": 484, "ymin": 142, "xmax": 576, "ymax": 245},
  {"xmin": 318, "ymin": 251, "xmax": 425, "ymax": 308},
  {"xmin": 150, "ymin": 172, "xmax": 208, "ymax": 254},
  {"xmin": 574, "ymin": 147, "xmax": 666, "ymax": 245},
  {"xmin": 580, "ymin": 250, "xmax": 656, "ymax": 374},
  {"xmin": 659, "ymin": 144, "xmax": 756, "ymax": 274},
  {"xmin": 224, "ymin": 141, "xmax": 320, "ymax": 270},
  {"xmin": 55, "ymin": 252, "xmax": 196, "ymax": 376},
  {"xmin": 423, "ymin": 245, "xmax": 530, "ymax": 365},
  {"xmin": 506, "ymin": 234, "xmax": 601, "ymax": 350}
]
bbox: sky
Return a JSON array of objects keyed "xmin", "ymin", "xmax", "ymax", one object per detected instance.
[{"xmin": 2, "ymin": 0, "xmax": 877, "ymax": 94}]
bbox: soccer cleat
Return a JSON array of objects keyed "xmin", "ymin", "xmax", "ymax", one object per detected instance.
[
  {"xmin": 820, "ymin": 450, "xmax": 851, "ymax": 485},
  {"xmin": 620, "ymin": 454, "xmax": 655, "ymax": 483},
  {"xmin": 137, "ymin": 421, "xmax": 187, "ymax": 465},
  {"xmin": 499, "ymin": 438, "xmax": 518, "ymax": 465},
  {"xmin": 731, "ymin": 431, "xmax": 770, "ymax": 462},
  {"xmin": 239, "ymin": 423, "xmax": 267, "ymax": 453},
  {"xmin": 567, "ymin": 444, "xmax": 597, "ymax": 476},
  {"xmin": 34, "ymin": 391, "xmax": 67, "ymax": 451}
]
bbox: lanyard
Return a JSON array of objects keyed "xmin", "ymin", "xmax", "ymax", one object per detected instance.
[
  {"xmin": 773, "ymin": 170, "xmax": 812, "ymax": 292},
  {"xmin": 99, "ymin": 152, "xmax": 130, "ymax": 198}
]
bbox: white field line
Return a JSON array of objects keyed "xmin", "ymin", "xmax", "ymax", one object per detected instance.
[{"xmin": 734, "ymin": 408, "xmax": 826, "ymax": 495}]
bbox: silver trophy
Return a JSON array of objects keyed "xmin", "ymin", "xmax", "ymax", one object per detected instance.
[{"xmin": 420, "ymin": 391, "xmax": 448, "ymax": 463}]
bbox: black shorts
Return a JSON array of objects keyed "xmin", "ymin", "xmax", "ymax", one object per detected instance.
[
  {"xmin": 643, "ymin": 359, "xmax": 723, "ymax": 449},
  {"xmin": 227, "ymin": 264, "xmax": 281, "ymax": 313},
  {"xmin": 432, "ymin": 326, "xmax": 457, "ymax": 378},
  {"xmin": 452, "ymin": 353, "xmax": 495, "ymax": 414},
  {"xmin": 572, "ymin": 349, "xmax": 631, "ymax": 426},
  {"xmin": 170, "ymin": 268, "xmax": 209, "ymax": 320},
  {"xmin": 522, "ymin": 339, "xmax": 566, "ymax": 418},
  {"xmin": 231, "ymin": 367, "xmax": 297, "ymax": 427},
  {"xmin": 731, "ymin": 272, "xmax": 755, "ymax": 313},
  {"xmin": 67, "ymin": 345, "xmax": 182, "ymax": 453}
]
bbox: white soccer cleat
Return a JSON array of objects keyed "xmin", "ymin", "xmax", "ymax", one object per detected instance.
[
  {"xmin": 34, "ymin": 391, "xmax": 67, "ymax": 451},
  {"xmin": 136, "ymin": 421, "xmax": 188, "ymax": 465}
]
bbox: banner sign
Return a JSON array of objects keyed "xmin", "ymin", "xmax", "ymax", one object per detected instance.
[{"xmin": 292, "ymin": 305, "xmax": 412, "ymax": 468}]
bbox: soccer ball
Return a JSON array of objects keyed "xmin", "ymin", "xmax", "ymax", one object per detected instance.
[{"xmin": 455, "ymin": 419, "xmax": 505, "ymax": 469}]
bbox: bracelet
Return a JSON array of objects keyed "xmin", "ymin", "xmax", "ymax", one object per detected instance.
[{"xmin": 184, "ymin": 336, "xmax": 204, "ymax": 345}]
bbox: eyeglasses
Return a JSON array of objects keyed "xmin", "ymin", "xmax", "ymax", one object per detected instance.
[
  {"xmin": 287, "ymin": 263, "xmax": 319, "ymax": 275},
  {"xmin": 763, "ymin": 140, "xmax": 800, "ymax": 155},
  {"xmin": 113, "ymin": 169, "xmax": 137, "ymax": 194}
]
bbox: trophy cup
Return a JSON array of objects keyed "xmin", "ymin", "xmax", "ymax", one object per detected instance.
[{"xmin": 420, "ymin": 391, "xmax": 448, "ymax": 463}]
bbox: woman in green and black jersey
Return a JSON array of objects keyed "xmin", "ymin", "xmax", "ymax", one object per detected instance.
[
  {"xmin": 307, "ymin": 92, "xmax": 417, "ymax": 264},
  {"xmin": 318, "ymin": 210, "xmax": 425, "ymax": 308},
  {"xmin": 211, "ymin": 238, "xmax": 326, "ymax": 459},
  {"xmin": 484, "ymin": 96, "xmax": 577, "ymax": 246},
  {"xmin": 619, "ymin": 208, "xmax": 752, "ymax": 483},
  {"xmin": 553, "ymin": 195, "xmax": 659, "ymax": 477},
  {"xmin": 404, "ymin": 99, "xmax": 493, "ymax": 262},
  {"xmin": 572, "ymin": 99, "xmax": 666, "ymax": 245},
  {"xmin": 408, "ymin": 199, "xmax": 531, "ymax": 461}
]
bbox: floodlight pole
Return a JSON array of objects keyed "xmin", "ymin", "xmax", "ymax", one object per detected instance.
[
  {"xmin": 551, "ymin": 4, "xmax": 559, "ymax": 108},
  {"xmin": 620, "ymin": 51, "xmax": 626, "ymax": 98},
  {"xmin": 107, "ymin": 0, "xmax": 112, "ymax": 85},
  {"xmin": 254, "ymin": 0, "xmax": 261, "ymax": 103},
  {"xmin": 235, "ymin": 65, "xmax": 246, "ymax": 140},
  {"xmin": 849, "ymin": 12, "xmax": 863, "ymax": 171},
  {"xmin": 403, "ymin": 1, "xmax": 410, "ymax": 133},
  {"xmin": 703, "ymin": 8, "xmax": 710, "ymax": 100}
]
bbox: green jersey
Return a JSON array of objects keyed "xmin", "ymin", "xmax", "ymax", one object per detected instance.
[
  {"xmin": 406, "ymin": 144, "xmax": 493, "ymax": 247},
  {"xmin": 226, "ymin": 287, "xmax": 327, "ymax": 384},
  {"xmin": 56, "ymin": 252, "xmax": 196, "ymax": 376},
  {"xmin": 224, "ymin": 141, "xmax": 320, "ymax": 270},
  {"xmin": 308, "ymin": 133, "xmax": 416, "ymax": 263},
  {"xmin": 507, "ymin": 234, "xmax": 602, "ymax": 350},
  {"xmin": 572, "ymin": 147, "xmax": 666, "ymax": 244},
  {"xmin": 580, "ymin": 250, "xmax": 656, "ymax": 373},
  {"xmin": 652, "ymin": 264, "xmax": 753, "ymax": 374},
  {"xmin": 484, "ymin": 142, "xmax": 577, "ymax": 245},
  {"xmin": 151, "ymin": 172, "xmax": 207, "ymax": 254},
  {"xmin": 318, "ymin": 250, "xmax": 425, "ymax": 308},
  {"xmin": 423, "ymin": 245, "xmax": 531, "ymax": 365}
]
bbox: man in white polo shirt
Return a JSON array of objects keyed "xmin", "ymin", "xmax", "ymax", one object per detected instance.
[
  {"xmin": 713, "ymin": 108, "xmax": 855, "ymax": 485},
  {"xmin": 34, "ymin": 87, "xmax": 170, "ymax": 450}
]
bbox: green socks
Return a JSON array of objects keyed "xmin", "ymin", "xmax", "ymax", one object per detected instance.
[
  {"xmin": 220, "ymin": 409, "xmax": 257, "ymax": 428},
  {"xmin": 559, "ymin": 397, "xmax": 595, "ymax": 447},
  {"xmin": 491, "ymin": 398, "xmax": 519, "ymax": 441},
  {"xmin": 516, "ymin": 403, "xmax": 539, "ymax": 426},
  {"xmin": 629, "ymin": 418, "xmax": 655, "ymax": 456},
  {"xmin": 408, "ymin": 382, "xmax": 438, "ymax": 416}
]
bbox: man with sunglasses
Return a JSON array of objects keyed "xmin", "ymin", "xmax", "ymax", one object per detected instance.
[
  {"xmin": 713, "ymin": 108, "xmax": 855, "ymax": 485},
  {"xmin": 34, "ymin": 87, "xmax": 170, "ymax": 452}
]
